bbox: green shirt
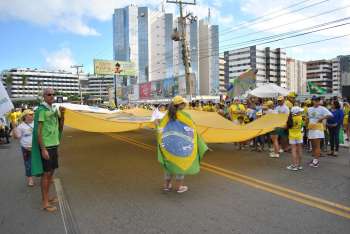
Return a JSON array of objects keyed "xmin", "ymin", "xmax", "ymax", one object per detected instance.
[{"xmin": 38, "ymin": 103, "xmax": 60, "ymax": 147}]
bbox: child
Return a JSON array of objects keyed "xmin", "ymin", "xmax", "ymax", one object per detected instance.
[{"xmin": 286, "ymin": 107, "xmax": 304, "ymax": 171}]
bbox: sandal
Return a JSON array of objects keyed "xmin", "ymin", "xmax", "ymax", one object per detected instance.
[
  {"xmin": 163, "ymin": 184, "xmax": 172, "ymax": 192},
  {"xmin": 42, "ymin": 205, "xmax": 57, "ymax": 212},
  {"xmin": 49, "ymin": 197, "xmax": 59, "ymax": 204},
  {"xmin": 176, "ymin": 186, "xmax": 188, "ymax": 194}
]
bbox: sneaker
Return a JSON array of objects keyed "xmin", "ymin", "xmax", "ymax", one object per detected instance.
[
  {"xmin": 309, "ymin": 160, "xmax": 319, "ymax": 168},
  {"xmin": 298, "ymin": 166, "xmax": 303, "ymax": 170},
  {"xmin": 279, "ymin": 149, "xmax": 284, "ymax": 153},
  {"xmin": 334, "ymin": 151, "xmax": 338, "ymax": 156},
  {"xmin": 176, "ymin": 186, "xmax": 188, "ymax": 194},
  {"xmin": 286, "ymin": 165, "xmax": 298, "ymax": 171},
  {"xmin": 269, "ymin": 147, "xmax": 274, "ymax": 152},
  {"xmin": 269, "ymin": 153, "xmax": 280, "ymax": 158}
]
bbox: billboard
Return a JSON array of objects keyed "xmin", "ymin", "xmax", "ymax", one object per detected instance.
[
  {"xmin": 162, "ymin": 78, "xmax": 176, "ymax": 98},
  {"xmin": 129, "ymin": 84, "xmax": 139, "ymax": 101},
  {"xmin": 94, "ymin": 59, "xmax": 136, "ymax": 76},
  {"xmin": 139, "ymin": 83, "xmax": 151, "ymax": 99}
]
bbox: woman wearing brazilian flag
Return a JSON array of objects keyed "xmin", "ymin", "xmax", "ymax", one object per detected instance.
[{"xmin": 157, "ymin": 96, "xmax": 208, "ymax": 194}]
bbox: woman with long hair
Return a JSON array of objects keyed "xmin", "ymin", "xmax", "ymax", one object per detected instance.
[{"xmin": 157, "ymin": 96, "xmax": 208, "ymax": 194}]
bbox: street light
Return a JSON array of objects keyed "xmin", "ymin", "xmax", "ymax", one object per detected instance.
[{"xmin": 71, "ymin": 64, "xmax": 84, "ymax": 104}]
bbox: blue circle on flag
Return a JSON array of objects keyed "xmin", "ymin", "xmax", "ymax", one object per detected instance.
[{"xmin": 162, "ymin": 120, "xmax": 194, "ymax": 157}]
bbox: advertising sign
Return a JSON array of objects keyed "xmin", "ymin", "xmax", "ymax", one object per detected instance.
[
  {"xmin": 151, "ymin": 81, "xmax": 163, "ymax": 99},
  {"xmin": 129, "ymin": 84, "xmax": 139, "ymax": 101},
  {"xmin": 162, "ymin": 79, "xmax": 175, "ymax": 98},
  {"xmin": 139, "ymin": 82, "xmax": 151, "ymax": 99},
  {"xmin": 94, "ymin": 59, "xmax": 136, "ymax": 76}
]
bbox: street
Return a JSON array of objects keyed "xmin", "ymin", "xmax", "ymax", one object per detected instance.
[{"xmin": 1, "ymin": 127, "xmax": 350, "ymax": 234}]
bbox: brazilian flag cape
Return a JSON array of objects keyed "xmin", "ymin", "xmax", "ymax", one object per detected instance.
[
  {"xmin": 31, "ymin": 104, "xmax": 50, "ymax": 176},
  {"xmin": 157, "ymin": 111, "xmax": 208, "ymax": 175}
]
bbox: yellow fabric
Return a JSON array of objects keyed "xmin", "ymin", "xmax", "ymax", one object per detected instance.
[
  {"xmin": 229, "ymin": 104, "xmax": 246, "ymax": 121},
  {"xmin": 344, "ymin": 106, "xmax": 349, "ymax": 126},
  {"xmin": 308, "ymin": 123, "xmax": 324, "ymax": 131},
  {"xmin": 289, "ymin": 115, "xmax": 303, "ymax": 140},
  {"xmin": 63, "ymin": 108, "xmax": 288, "ymax": 143}
]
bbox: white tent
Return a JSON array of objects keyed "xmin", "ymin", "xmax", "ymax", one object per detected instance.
[
  {"xmin": 249, "ymin": 83, "xmax": 290, "ymax": 98},
  {"xmin": 0, "ymin": 82, "xmax": 14, "ymax": 116}
]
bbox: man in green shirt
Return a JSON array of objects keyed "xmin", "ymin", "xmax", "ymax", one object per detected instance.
[{"xmin": 35, "ymin": 88, "xmax": 65, "ymax": 212}]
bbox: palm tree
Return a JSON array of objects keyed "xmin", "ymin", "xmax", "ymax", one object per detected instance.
[
  {"xmin": 21, "ymin": 75, "xmax": 28, "ymax": 97},
  {"xmin": 4, "ymin": 73, "xmax": 13, "ymax": 97}
]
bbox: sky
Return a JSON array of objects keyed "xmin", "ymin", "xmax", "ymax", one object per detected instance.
[{"xmin": 0, "ymin": 0, "xmax": 350, "ymax": 74}]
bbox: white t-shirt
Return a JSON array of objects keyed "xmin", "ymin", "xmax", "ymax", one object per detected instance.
[
  {"xmin": 151, "ymin": 108, "xmax": 166, "ymax": 122},
  {"xmin": 274, "ymin": 104, "xmax": 290, "ymax": 114},
  {"xmin": 307, "ymin": 106, "xmax": 333, "ymax": 124},
  {"xmin": 15, "ymin": 122, "xmax": 34, "ymax": 148}
]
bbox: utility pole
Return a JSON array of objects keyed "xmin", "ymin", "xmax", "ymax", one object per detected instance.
[
  {"xmin": 71, "ymin": 64, "xmax": 84, "ymax": 104},
  {"xmin": 168, "ymin": 0, "xmax": 196, "ymax": 98}
]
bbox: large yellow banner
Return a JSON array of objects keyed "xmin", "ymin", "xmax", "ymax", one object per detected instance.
[{"xmin": 63, "ymin": 108, "xmax": 288, "ymax": 143}]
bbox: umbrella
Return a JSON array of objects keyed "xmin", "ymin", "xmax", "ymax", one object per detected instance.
[{"xmin": 249, "ymin": 83, "xmax": 290, "ymax": 98}]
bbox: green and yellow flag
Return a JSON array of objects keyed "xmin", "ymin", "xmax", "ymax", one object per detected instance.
[
  {"xmin": 307, "ymin": 81, "xmax": 327, "ymax": 94},
  {"xmin": 157, "ymin": 111, "xmax": 208, "ymax": 175}
]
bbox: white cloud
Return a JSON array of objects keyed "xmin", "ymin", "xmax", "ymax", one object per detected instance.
[
  {"xmin": 43, "ymin": 48, "xmax": 76, "ymax": 71},
  {"xmin": 0, "ymin": 0, "xmax": 161, "ymax": 36}
]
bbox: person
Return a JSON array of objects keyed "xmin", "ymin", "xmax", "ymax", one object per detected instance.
[
  {"xmin": 31, "ymin": 88, "xmax": 65, "ymax": 212},
  {"xmin": 343, "ymin": 102, "xmax": 350, "ymax": 142},
  {"xmin": 157, "ymin": 96, "xmax": 208, "ymax": 194},
  {"xmin": 13, "ymin": 109, "xmax": 35, "ymax": 186},
  {"xmin": 151, "ymin": 104, "xmax": 167, "ymax": 126},
  {"xmin": 229, "ymin": 97, "xmax": 246, "ymax": 125},
  {"xmin": 326, "ymin": 100, "xmax": 344, "ymax": 156},
  {"xmin": 0, "ymin": 115, "xmax": 10, "ymax": 144},
  {"xmin": 286, "ymin": 92, "xmax": 297, "ymax": 109},
  {"xmin": 270, "ymin": 96, "xmax": 289, "ymax": 158},
  {"xmin": 307, "ymin": 96, "xmax": 333, "ymax": 168},
  {"xmin": 286, "ymin": 107, "xmax": 304, "ymax": 171}
]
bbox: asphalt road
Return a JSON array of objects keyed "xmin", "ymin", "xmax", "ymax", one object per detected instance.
[{"xmin": 1, "ymin": 128, "xmax": 350, "ymax": 234}]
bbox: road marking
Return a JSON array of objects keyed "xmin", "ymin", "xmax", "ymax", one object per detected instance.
[
  {"xmin": 54, "ymin": 178, "xmax": 80, "ymax": 234},
  {"xmin": 105, "ymin": 133, "xmax": 350, "ymax": 219}
]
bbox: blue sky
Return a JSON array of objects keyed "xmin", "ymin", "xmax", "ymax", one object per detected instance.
[{"xmin": 0, "ymin": 0, "xmax": 349, "ymax": 73}]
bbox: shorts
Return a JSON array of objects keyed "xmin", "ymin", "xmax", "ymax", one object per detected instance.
[
  {"xmin": 41, "ymin": 146, "xmax": 59, "ymax": 172},
  {"xmin": 276, "ymin": 128, "xmax": 288, "ymax": 137},
  {"xmin": 164, "ymin": 171, "xmax": 185, "ymax": 180},
  {"xmin": 308, "ymin": 130, "xmax": 324, "ymax": 139},
  {"xmin": 289, "ymin": 139, "xmax": 303, "ymax": 145}
]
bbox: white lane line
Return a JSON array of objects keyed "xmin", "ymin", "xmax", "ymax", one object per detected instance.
[{"xmin": 54, "ymin": 178, "xmax": 80, "ymax": 234}]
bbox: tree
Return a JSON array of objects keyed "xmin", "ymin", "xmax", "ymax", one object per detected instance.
[
  {"xmin": 21, "ymin": 75, "xmax": 28, "ymax": 97},
  {"xmin": 4, "ymin": 73, "xmax": 13, "ymax": 97}
]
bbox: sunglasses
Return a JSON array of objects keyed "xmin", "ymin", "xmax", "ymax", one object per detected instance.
[{"xmin": 45, "ymin": 93, "xmax": 55, "ymax": 96}]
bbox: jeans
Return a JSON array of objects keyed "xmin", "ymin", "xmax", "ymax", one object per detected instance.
[
  {"xmin": 21, "ymin": 147, "xmax": 32, "ymax": 177},
  {"xmin": 328, "ymin": 125, "xmax": 340, "ymax": 152}
]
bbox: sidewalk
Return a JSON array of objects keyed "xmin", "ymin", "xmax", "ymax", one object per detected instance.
[{"xmin": 0, "ymin": 140, "xmax": 64, "ymax": 234}]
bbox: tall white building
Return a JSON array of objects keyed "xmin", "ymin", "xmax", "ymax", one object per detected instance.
[
  {"xmin": 287, "ymin": 58, "xmax": 307, "ymax": 95},
  {"xmin": 332, "ymin": 55, "xmax": 350, "ymax": 95},
  {"xmin": 199, "ymin": 19, "xmax": 219, "ymax": 95},
  {"xmin": 1, "ymin": 68, "xmax": 80, "ymax": 98},
  {"xmin": 224, "ymin": 46, "xmax": 287, "ymax": 87}
]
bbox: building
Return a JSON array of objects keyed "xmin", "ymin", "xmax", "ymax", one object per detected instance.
[
  {"xmin": 149, "ymin": 12, "xmax": 174, "ymax": 82},
  {"xmin": 113, "ymin": 5, "xmax": 139, "ymax": 79},
  {"xmin": 113, "ymin": 5, "xmax": 220, "ymax": 96},
  {"xmin": 199, "ymin": 19, "xmax": 219, "ymax": 95},
  {"xmin": 224, "ymin": 46, "xmax": 287, "ymax": 88},
  {"xmin": 332, "ymin": 55, "xmax": 350, "ymax": 96},
  {"xmin": 86, "ymin": 75, "xmax": 114, "ymax": 101},
  {"xmin": 219, "ymin": 56, "xmax": 226, "ymax": 94},
  {"xmin": 306, "ymin": 60, "xmax": 333, "ymax": 93},
  {"xmin": 286, "ymin": 58, "xmax": 307, "ymax": 95},
  {"xmin": 1, "ymin": 68, "xmax": 80, "ymax": 98}
]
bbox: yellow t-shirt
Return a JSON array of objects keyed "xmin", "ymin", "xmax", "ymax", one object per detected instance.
[
  {"xmin": 289, "ymin": 115, "xmax": 303, "ymax": 140},
  {"xmin": 344, "ymin": 106, "xmax": 349, "ymax": 126},
  {"xmin": 229, "ymin": 104, "xmax": 246, "ymax": 121}
]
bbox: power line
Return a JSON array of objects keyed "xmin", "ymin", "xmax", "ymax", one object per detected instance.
[
  {"xmin": 282, "ymin": 33, "xmax": 350, "ymax": 49},
  {"xmin": 220, "ymin": 4, "xmax": 350, "ymax": 43}
]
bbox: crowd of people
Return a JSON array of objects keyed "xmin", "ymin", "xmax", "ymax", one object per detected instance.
[
  {"xmin": 2, "ymin": 89, "xmax": 349, "ymax": 198},
  {"xmin": 150, "ymin": 92, "xmax": 349, "ymax": 172}
]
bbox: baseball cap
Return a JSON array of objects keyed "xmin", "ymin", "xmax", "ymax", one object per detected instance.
[{"xmin": 277, "ymin": 96, "xmax": 284, "ymax": 101}]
